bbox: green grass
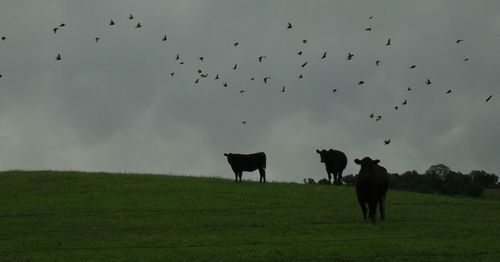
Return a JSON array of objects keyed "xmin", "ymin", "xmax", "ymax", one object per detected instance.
[{"xmin": 1, "ymin": 171, "xmax": 499, "ymax": 261}]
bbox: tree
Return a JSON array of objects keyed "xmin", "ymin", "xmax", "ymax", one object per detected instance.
[
  {"xmin": 470, "ymin": 170, "xmax": 498, "ymax": 187},
  {"xmin": 425, "ymin": 164, "xmax": 451, "ymax": 177}
]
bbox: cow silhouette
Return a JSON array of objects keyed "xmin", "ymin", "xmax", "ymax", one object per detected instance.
[
  {"xmin": 354, "ymin": 157, "xmax": 389, "ymax": 224},
  {"xmin": 224, "ymin": 152, "xmax": 266, "ymax": 183},
  {"xmin": 316, "ymin": 149, "xmax": 347, "ymax": 185}
]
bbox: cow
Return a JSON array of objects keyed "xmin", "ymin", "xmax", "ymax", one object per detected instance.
[
  {"xmin": 316, "ymin": 149, "xmax": 348, "ymax": 185},
  {"xmin": 224, "ymin": 152, "xmax": 266, "ymax": 183},
  {"xmin": 354, "ymin": 157, "xmax": 389, "ymax": 224}
]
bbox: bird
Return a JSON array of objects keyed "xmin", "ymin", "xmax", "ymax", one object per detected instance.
[
  {"xmin": 301, "ymin": 61, "xmax": 308, "ymax": 68},
  {"xmin": 56, "ymin": 53, "xmax": 61, "ymax": 60},
  {"xmin": 456, "ymin": 39, "xmax": 464, "ymax": 44},
  {"xmin": 394, "ymin": 106, "xmax": 399, "ymax": 110},
  {"xmin": 384, "ymin": 139, "xmax": 391, "ymax": 145},
  {"xmin": 179, "ymin": 62, "xmax": 184, "ymax": 65},
  {"xmin": 197, "ymin": 69, "xmax": 203, "ymax": 74},
  {"xmin": 199, "ymin": 57, "xmax": 204, "ymax": 62},
  {"xmin": 215, "ymin": 74, "xmax": 219, "ymax": 80},
  {"xmin": 250, "ymin": 77, "xmax": 255, "ymax": 81},
  {"xmin": 369, "ymin": 16, "xmax": 374, "ymax": 19},
  {"xmin": 485, "ymin": 95, "xmax": 493, "ymax": 103},
  {"xmin": 223, "ymin": 82, "xmax": 228, "ymax": 87},
  {"xmin": 129, "ymin": 14, "xmax": 134, "ymax": 20},
  {"xmin": 321, "ymin": 52, "xmax": 327, "ymax": 59},
  {"xmin": 409, "ymin": 65, "xmax": 416, "ymax": 69},
  {"xmin": 263, "ymin": 77, "xmax": 270, "ymax": 84},
  {"xmin": 332, "ymin": 89, "xmax": 337, "ymax": 93},
  {"xmin": 232, "ymin": 64, "xmax": 237, "ymax": 70},
  {"xmin": 464, "ymin": 58, "xmax": 469, "ymax": 61},
  {"xmin": 446, "ymin": 89, "xmax": 452, "ymax": 94},
  {"xmin": 425, "ymin": 79, "xmax": 432, "ymax": 85},
  {"xmin": 1, "ymin": 36, "xmax": 5, "ymax": 40},
  {"xmin": 240, "ymin": 90, "xmax": 246, "ymax": 94},
  {"xmin": 135, "ymin": 23, "xmax": 142, "ymax": 28},
  {"xmin": 297, "ymin": 51, "xmax": 303, "ymax": 56},
  {"xmin": 109, "ymin": 20, "xmax": 115, "ymax": 26},
  {"xmin": 175, "ymin": 54, "xmax": 180, "ymax": 60},
  {"xmin": 201, "ymin": 74, "xmax": 208, "ymax": 78},
  {"xmin": 298, "ymin": 74, "xmax": 303, "ymax": 79},
  {"xmin": 287, "ymin": 22, "xmax": 292, "ymax": 29},
  {"xmin": 347, "ymin": 52, "xmax": 354, "ymax": 60},
  {"xmin": 170, "ymin": 72, "xmax": 174, "ymax": 77},
  {"xmin": 302, "ymin": 39, "xmax": 307, "ymax": 44},
  {"xmin": 234, "ymin": 42, "xmax": 239, "ymax": 47},
  {"xmin": 162, "ymin": 35, "xmax": 167, "ymax": 41},
  {"xmin": 194, "ymin": 78, "xmax": 199, "ymax": 84},
  {"xmin": 53, "ymin": 27, "xmax": 58, "ymax": 34},
  {"xmin": 365, "ymin": 27, "xmax": 372, "ymax": 31},
  {"xmin": 386, "ymin": 38, "xmax": 391, "ymax": 46},
  {"xmin": 402, "ymin": 99, "xmax": 407, "ymax": 105},
  {"xmin": 241, "ymin": 121, "xmax": 247, "ymax": 125},
  {"xmin": 376, "ymin": 115, "xmax": 382, "ymax": 121},
  {"xmin": 281, "ymin": 86, "xmax": 285, "ymax": 93},
  {"xmin": 376, "ymin": 60, "xmax": 381, "ymax": 66},
  {"xmin": 258, "ymin": 56, "xmax": 266, "ymax": 63},
  {"xmin": 59, "ymin": 23, "xmax": 65, "ymax": 27},
  {"xmin": 0, "ymin": 74, "xmax": 2, "ymax": 78},
  {"xmin": 95, "ymin": 37, "xmax": 100, "ymax": 42},
  {"xmin": 407, "ymin": 87, "xmax": 412, "ymax": 91},
  {"xmin": 358, "ymin": 81, "xmax": 365, "ymax": 85},
  {"xmin": 369, "ymin": 113, "xmax": 374, "ymax": 118}
]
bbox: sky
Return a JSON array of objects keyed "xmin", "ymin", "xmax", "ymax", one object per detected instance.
[{"xmin": 0, "ymin": 0, "xmax": 499, "ymax": 182}]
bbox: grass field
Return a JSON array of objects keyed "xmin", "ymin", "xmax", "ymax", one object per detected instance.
[{"xmin": 1, "ymin": 171, "xmax": 499, "ymax": 261}]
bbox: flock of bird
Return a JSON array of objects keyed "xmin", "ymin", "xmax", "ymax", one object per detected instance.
[{"xmin": 0, "ymin": 13, "xmax": 495, "ymax": 146}]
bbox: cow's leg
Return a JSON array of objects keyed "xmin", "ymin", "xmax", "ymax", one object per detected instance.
[
  {"xmin": 238, "ymin": 172, "xmax": 243, "ymax": 182},
  {"xmin": 358, "ymin": 199, "xmax": 367, "ymax": 221},
  {"xmin": 368, "ymin": 201, "xmax": 377, "ymax": 224},
  {"xmin": 379, "ymin": 197, "xmax": 386, "ymax": 221},
  {"xmin": 258, "ymin": 168, "xmax": 266, "ymax": 183},
  {"xmin": 327, "ymin": 173, "xmax": 332, "ymax": 184},
  {"xmin": 337, "ymin": 171, "xmax": 343, "ymax": 185},
  {"xmin": 234, "ymin": 172, "xmax": 238, "ymax": 182}
]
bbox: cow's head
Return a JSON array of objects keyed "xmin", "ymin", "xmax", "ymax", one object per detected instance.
[
  {"xmin": 354, "ymin": 157, "xmax": 380, "ymax": 170},
  {"xmin": 316, "ymin": 149, "xmax": 328, "ymax": 163}
]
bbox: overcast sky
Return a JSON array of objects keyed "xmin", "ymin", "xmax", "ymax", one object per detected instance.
[{"xmin": 0, "ymin": 0, "xmax": 499, "ymax": 182}]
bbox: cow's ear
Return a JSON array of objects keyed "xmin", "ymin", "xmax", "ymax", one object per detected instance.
[
  {"xmin": 374, "ymin": 159, "xmax": 380, "ymax": 164},
  {"xmin": 316, "ymin": 149, "xmax": 321, "ymax": 154},
  {"xmin": 354, "ymin": 159, "xmax": 361, "ymax": 165},
  {"xmin": 224, "ymin": 153, "xmax": 229, "ymax": 157}
]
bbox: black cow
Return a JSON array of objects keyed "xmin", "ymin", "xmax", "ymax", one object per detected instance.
[
  {"xmin": 354, "ymin": 157, "xmax": 389, "ymax": 224},
  {"xmin": 316, "ymin": 149, "xmax": 348, "ymax": 185},
  {"xmin": 224, "ymin": 152, "xmax": 266, "ymax": 183}
]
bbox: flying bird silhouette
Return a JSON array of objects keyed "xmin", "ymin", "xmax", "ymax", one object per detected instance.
[
  {"xmin": 298, "ymin": 74, "xmax": 303, "ymax": 79},
  {"xmin": 297, "ymin": 51, "xmax": 303, "ymax": 56},
  {"xmin": 287, "ymin": 22, "xmax": 292, "ymax": 29},
  {"xmin": 332, "ymin": 89, "xmax": 337, "ymax": 93},
  {"xmin": 263, "ymin": 77, "xmax": 270, "ymax": 84},
  {"xmin": 376, "ymin": 115, "xmax": 382, "ymax": 121},
  {"xmin": 402, "ymin": 99, "xmax": 407, "ymax": 105},
  {"xmin": 170, "ymin": 72, "xmax": 174, "ymax": 77},
  {"xmin": 394, "ymin": 106, "xmax": 399, "ymax": 110},
  {"xmin": 486, "ymin": 95, "xmax": 493, "ymax": 103},
  {"xmin": 258, "ymin": 56, "xmax": 266, "ymax": 63},
  {"xmin": 215, "ymin": 74, "xmax": 219, "ymax": 80},
  {"xmin": 464, "ymin": 58, "xmax": 469, "ymax": 61},
  {"xmin": 376, "ymin": 60, "xmax": 381, "ymax": 66},
  {"xmin": 135, "ymin": 22, "xmax": 142, "ymax": 28},
  {"xmin": 241, "ymin": 121, "xmax": 247, "ymax": 125},
  {"xmin": 369, "ymin": 113, "xmax": 374, "ymax": 118},
  {"xmin": 194, "ymin": 78, "xmax": 199, "ymax": 84},
  {"xmin": 201, "ymin": 74, "xmax": 208, "ymax": 78},
  {"xmin": 407, "ymin": 87, "xmax": 412, "ymax": 91},
  {"xmin": 162, "ymin": 35, "xmax": 167, "ymax": 41},
  {"xmin": 446, "ymin": 89, "xmax": 452, "ymax": 94},
  {"xmin": 358, "ymin": 81, "xmax": 365, "ymax": 85},
  {"xmin": 386, "ymin": 38, "xmax": 391, "ymax": 46},
  {"xmin": 197, "ymin": 69, "xmax": 202, "ymax": 74},
  {"xmin": 384, "ymin": 139, "xmax": 391, "ymax": 145},
  {"xmin": 53, "ymin": 27, "xmax": 58, "ymax": 34},
  {"xmin": 223, "ymin": 82, "xmax": 228, "ymax": 87},
  {"xmin": 129, "ymin": 14, "xmax": 134, "ymax": 20},
  {"xmin": 234, "ymin": 42, "xmax": 239, "ymax": 46},
  {"xmin": 302, "ymin": 39, "xmax": 307, "ymax": 44},
  {"xmin": 250, "ymin": 77, "xmax": 255, "ymax": 81},
  {"xmin": 409, "ymin": 65, "xmax": 416, "ymax": 69},
  {"xmin": 1, "ymin": 36, "xmax": 5, "ymax": 40},
  {"xmin": 369, "ymin": 16, "xmax": 374, "ymax": 19},
  {"xmin": 179, "ymin": 62, "xmax": 184, "ymax": 65},
  {"xmin": 109, "ymin": 20, "xmax": 115, "ymax": 26},
  {"xmin": 199, "ymin": 57, "xmax": 204, "ymax": 62},
  {"xmin": 240, "ymin": 90, "xmax": 246, "ymax": 94},
  {"xmin": 301, "ymin": 61, "xmax": 308, "ymax": 68},
  {"xmin": 347, "ymin": 52, "xmax": 354, "ymax": 60},
  {"xmin": 456, "ymin": 39, "xmax": 464, "ymax": 44},
  {"xmin": 321, "ymin": 52, "xmax": 327, "ymax": 59},
  {"xmin": 56, "ymin": 53, "xmax": 61, "ymax": 60},
  {"xmin": 425, "ymin": 79, "xmax": 432, "ymax": 85},
  {"xmin": 365, "ymin": 27, "xmax": 372, "ymax": 31},
  {"xmin": 95, "ymin": 37, "xmax": 100, "ymax": 42},
  {"xmin": 281, "ymin": 86, "xmax": 285, "ymax": 93},
  {"xmin": 59, "ymin": 23, "xmax": 65, "ymax": 27},
  {"xmin": 233, "ymin": 64, "xmax": 237, "ymax": 70},
  {"xmin": 175, "ymin": 54, "xmax": 180, "ymax": 60}
]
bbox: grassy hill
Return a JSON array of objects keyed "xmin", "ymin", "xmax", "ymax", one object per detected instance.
[{"xmin": 1, "ymin": 171, "xmax": 499, "ymax": 261}]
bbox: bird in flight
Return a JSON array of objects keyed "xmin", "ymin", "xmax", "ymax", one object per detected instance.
[
  {"xmin": 407, "ymin": 87, "xmax": 412, "ymax": 91},
  {"xmin": 321, "ymin": 52, "xmax": 327, "ymax": 59},
  {"xmin": 109, "ymin": 20, "xmax": 115, "ymax": 26},
  {"xmin": 394, "ymin": 106, "xmax": 399, "ymax": 110},
  {"xmin": 215, "ymin": 74, "xmax": 219, "ymax": 80},
  {"xmin": 135, "ymin": 23, "xmax": 142, "ymax": 28},
  {"xmin": 298, "ymin": 74, "xmax": 303, "ymax": 79},
  {"xmin": 162, "ymin": 35, "xmax": 167, "ymax": 41},
  {"xmin": 376, "ymin": 115, "xmax": 382, "ymax": 121},
  {"xmin": 365, "ymin": 27, "xmax": 372, "ymax": 31},
  {"xmin": 258, "ymin": 56, "xmax": 266, "ymax": 63},
  {"xmin": 59, "ymin": 23, "xmax": 66, "ymax": 27},
  {"xmin": 297, "ymin": 51, "xmax": 303, "ymax": 56},
  {"xmin": 223, "ymin": 82, "xmax": 228, "ymax": 87},
  {"xmin": 425, "ymin": 79, "xmax": 432, "ymax": 85},
  {"xmin": 194, "ymin": 78, "xmax": 199, "ymax": 84},
  {"xmin": 384, "ymin": 139, "xmax": 391, "ymax": 145},
  {"xmin": 241, "ymin": 121, "xmax": 247, "ymax": 125},
  {"xmin": 56, "ymin": 53, "xmax": 61, "ymax": 60},
  {"xmin": 234, "ymin": 42, "xmax": 239, "ymax": 47},
  {"xmin": 332, "ymin": 89, "xmax": 337, "ymax": 93},
  {"xmin": 369, "ymin": 16, "xmax": 374, "ymax": 19},
  {"xmin": 281, "ymin": 86, "xmax": 285, "ymax": 93},
  {"xmin": 376, "ymin": 60, "xmax": 381, "ymax": 66},
  {"xmin": 464, "ymin": 58, "xmax": 469, "ymax": 61},
  {"xmin": 250, "ymin": 77, "xmax": 255, "ymax": 81},
  {"xmin": 446, "ymin": 89, "xmax": 452, "ymax": 94},
  {"xmin": 358, "ymin": 80, "xmax": 365, "ymax": 85},
  {"xmin": 287, "ymin": 22, "xmax": 292, "ymax": 29},
  {"xmin": 409, "ymin": 65, "xmax": 416, "ymax": 69},
  {"xmin": 95, "ymin": 37, "xmax": 100, "ymax": 42},
  {"xmin": 129, "ymin": 14, "xmax": 134, "ymax": 20},
  {"xmin": 456, "ymin": 39, "xmax": 464, "ymax": 44},
  {"xmin": 199, "ymin": 57, "xmax": 204, "ymax": 62},
  {"xmin": 386, "ymin": 38, "xmax": 391, "ymax": 46},
  {"xmin": 175, "ymin": 54, "xmax": 180, "ymax": 60},
  {"xmin": 240, "ymin": 90, "xmax": 246, "ymax": 94},
  {"xmin": 485, "ymin": 95, "xmax": 493, "ymax": 103},
  {"xmin": 232, "ymin": 64, "xmax": 237, "ymax": 70},
  {"xmin": 402, "ymin": 99, "xmax": 407, "ymax": 105},
  {"xmin": 369, "ymin": 113, "xmax": 374, "ymax": 119},
  {"xmin": 170, "ymin": 72, "xmax": 174, "ymax": 77},
  {"xmin": 201, "ymin": 74, "xmax": 208, "ymax": 78},
  {"xmin": 302, "ymin": 39, "xmax": 307, "ymax": 44},
  {"xmin": 53, "ymin": 27, "xmax": 59, "ymax": 34},
  {"xmin": 301, "ymin": 61, "xmax": 308, "ymax": 68},
  {"xmin": 263, "ymin": 77, "xmax": 270, "ymax": 84},
  {"xmin": 1, "ymin": 36, "xmax": 5, "ymax": 40},
  {"xmin": 347, "ymin": 52, "xmax": 354, "ymax": 60}
]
